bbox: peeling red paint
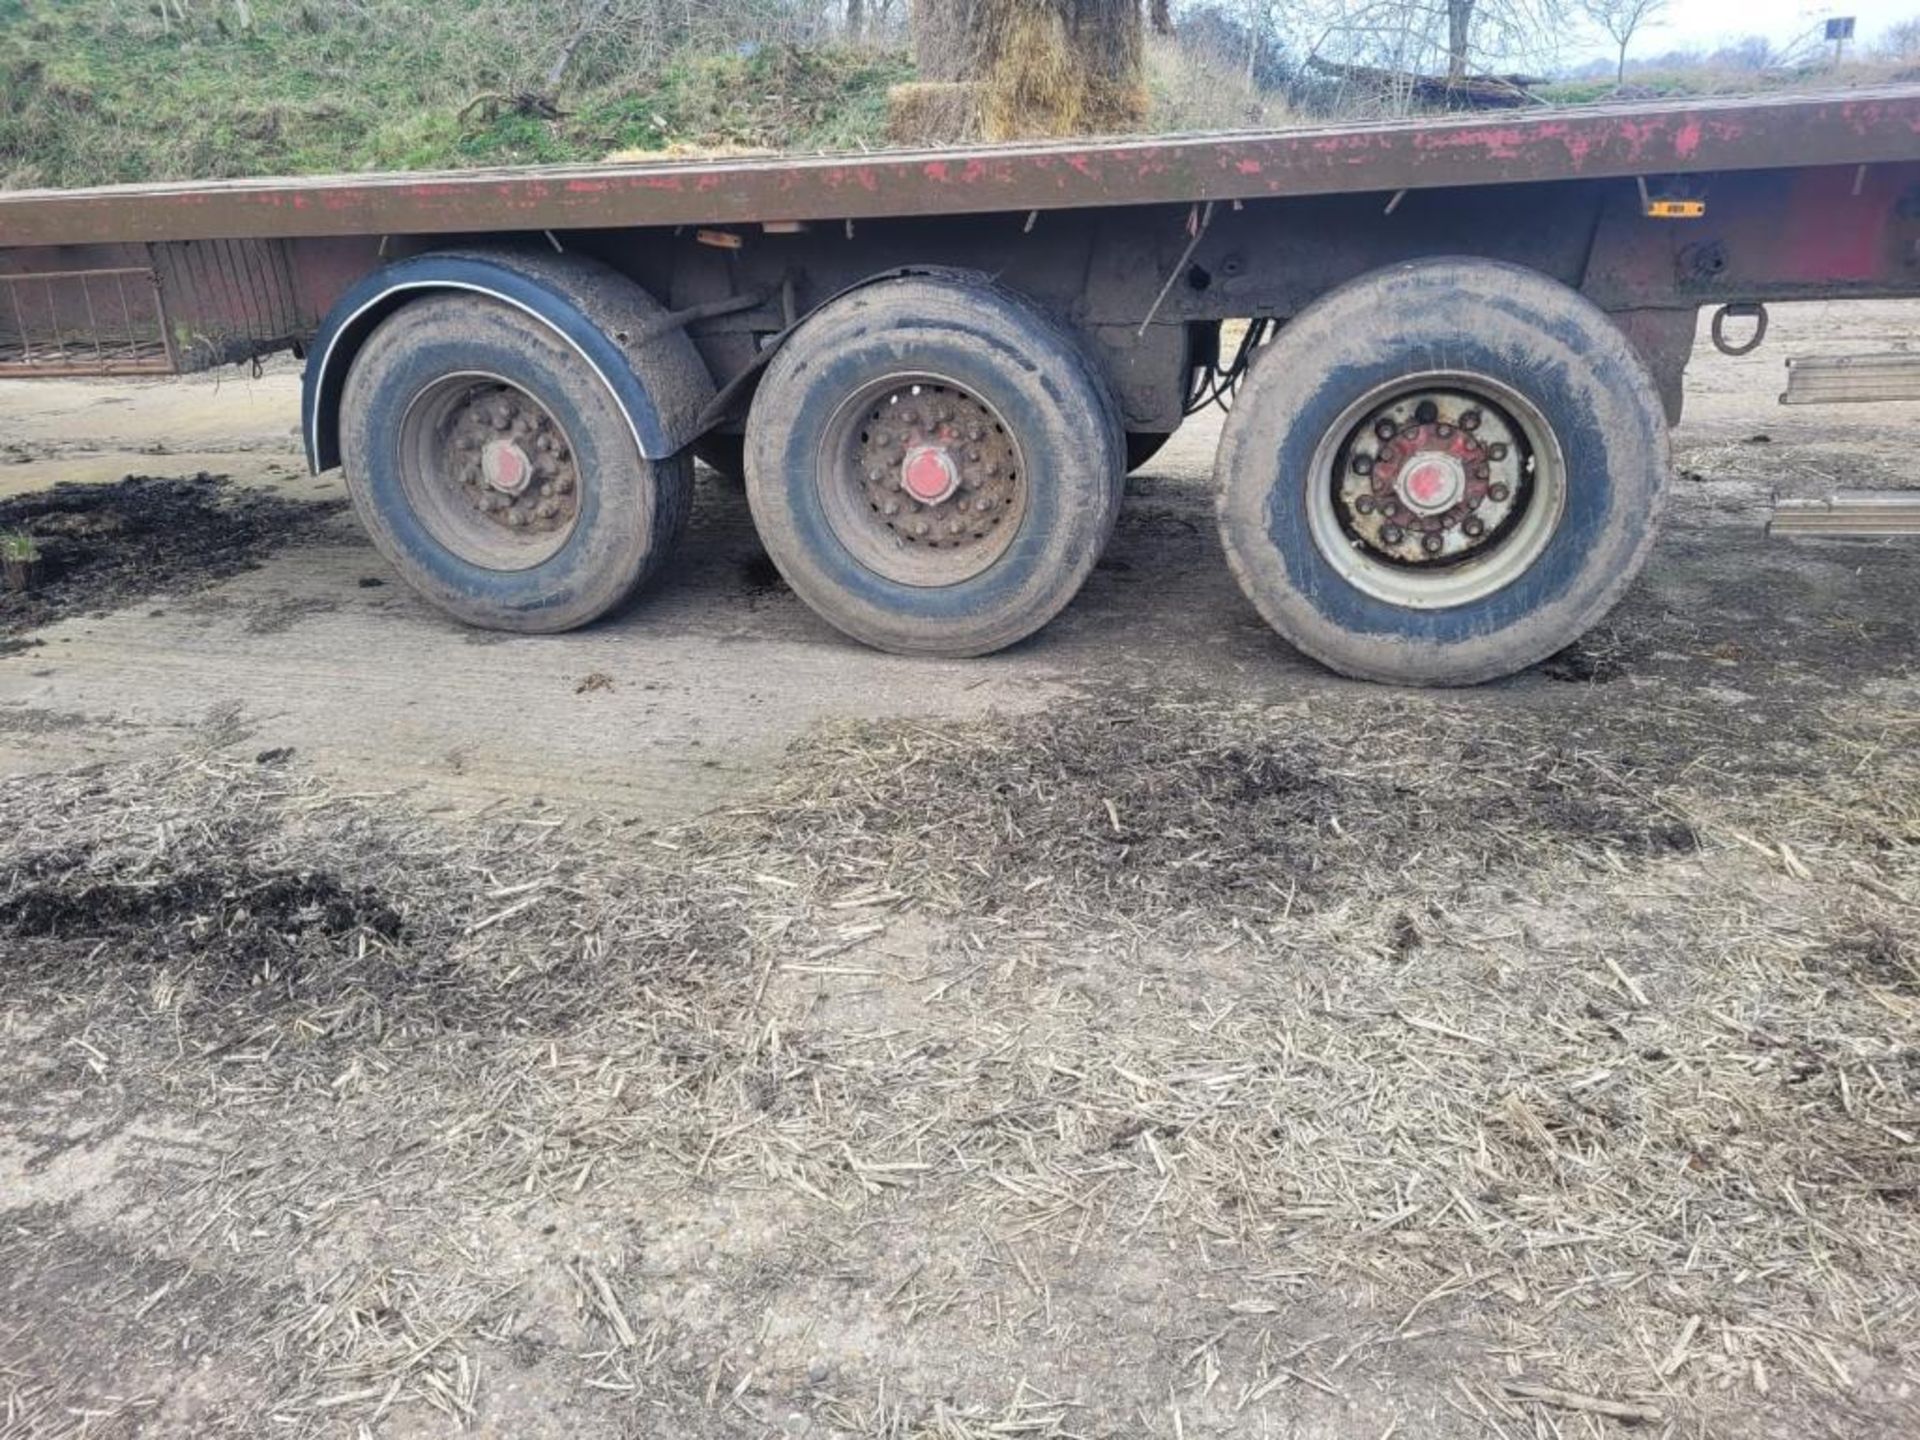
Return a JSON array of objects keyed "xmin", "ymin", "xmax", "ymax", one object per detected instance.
[{"xmin": 1771, "ymin": 165, "xmax": 1889, "ymax": 280}]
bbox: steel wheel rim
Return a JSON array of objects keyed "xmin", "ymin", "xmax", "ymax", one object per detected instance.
[
  {"xmin": 1305, "ymin": 372, "xmax": 1566, "ymax": 610},
  {"xmin": 397, "ymin": 373, "xmax": 582, "ymax": 571},
  {"xmin": 817, "ymin": 373, "xmax": 1028, "ymax": 588}
]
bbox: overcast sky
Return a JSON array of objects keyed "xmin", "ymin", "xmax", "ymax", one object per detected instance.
[{"xmin": 1568, "ymin": 0, "xmax": 1914, "ymax": 61}]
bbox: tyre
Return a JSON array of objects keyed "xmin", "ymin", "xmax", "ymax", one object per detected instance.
[
  {"xmin": 1215, "ymin": 258, "xmax": 1670, "ymax": 686},
  {"xmin": 743, "ymin": 276, "xmax": 1124, "ymax": 656},
  {"xmin": 1126, "ymin": 431, "xmax": 1173, "ymax": 474},
  {"xmin": 692, "ymin": 432, "xmax": 745, "ymax": 485},
  {"xmin": 340, "ymin": 294, "xmax": 691, "ymax": 633}
]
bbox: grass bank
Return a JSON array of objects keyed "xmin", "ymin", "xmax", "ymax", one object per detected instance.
[{"xmin": 0, "ymin": 0, "xmax": 909, "ymax": 188}]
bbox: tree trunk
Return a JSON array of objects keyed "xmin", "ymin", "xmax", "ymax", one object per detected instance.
[
  {"xmin": 911, "ymin": 0, "xmax": 979, "ymax": 82},
  {"xmin": 1616, "ymin": 39, "xmax": 1629, "ymax": 85},
  {"xmin": 849, "ymin": 0, "xmax": 865, "ymax": 42},
  {"xmin": 1447, "ymin": 0, "xmax": 1474, "ymax": 82}
]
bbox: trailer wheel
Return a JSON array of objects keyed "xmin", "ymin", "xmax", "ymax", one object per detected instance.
[
  {"xmin": 340, "ymin": 294, "xmax": 690, "ymax": 633},
  {"xmin": 1215, "ymin": 258, "xmax": 1670, "ymax": 685},
  {"xmin": 744, "ymin": 276, "xmax": 1123, "ymax": 656}
]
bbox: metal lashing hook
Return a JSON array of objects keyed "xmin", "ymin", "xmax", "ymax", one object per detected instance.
[{"xmin": 1710, "ymin": 303, "xmax": 1768, "ymax": 357}]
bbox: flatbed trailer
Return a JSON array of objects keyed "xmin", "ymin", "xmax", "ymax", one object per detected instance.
[{"xmin": 3, "ymin": 89, "xmax": 1918, "ymax": 683}]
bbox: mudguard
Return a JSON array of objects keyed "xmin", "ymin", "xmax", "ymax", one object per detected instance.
[{"xmin": 303, "ymin": 248, "xmax": 714, "ymax": 473}]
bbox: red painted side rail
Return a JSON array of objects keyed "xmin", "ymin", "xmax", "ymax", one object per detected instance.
[{"xmin": 3, "ymin": 88, "xmax": 1918, "ymax": 248}]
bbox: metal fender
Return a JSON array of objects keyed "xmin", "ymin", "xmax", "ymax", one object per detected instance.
[{"xmin": 303, "ymin": 248, "xmax": 715, "ymax": 473}]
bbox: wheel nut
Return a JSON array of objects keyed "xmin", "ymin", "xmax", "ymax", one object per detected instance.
[
  {"xmin": 1355, "ymin": 494, "xmax": 1376, "ymax": 515},
  {"xmin": 1351, "ymin": 454, "xmax": 1373, "ymax": 476},
  {"xmin": 1489, "ymin": 483, "xmax": 1510, "ymax": 502},
  {"xmin": 1380, "ymin": 524, "xmax": 1404, "ymax": 545},
  {"xmin": 1373, "ymin": 420, "xmax": 1397, "ymax": 442},
  {"xmin": 1464, "ymin": 517, "xmax": 1485, "ymax": 537},
  {"xmin": 1422, "ymin": 533, "xmax": 1444, "ymax": 556},
  {"xmin": 1488, "ymin": 443, "xmax": 1508, "ymax": 461}
]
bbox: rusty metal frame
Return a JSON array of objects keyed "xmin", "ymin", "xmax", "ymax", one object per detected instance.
[
  {"xmin": 2, "ymin": 88, "xmax": 1917, "ymax": 247},
  {"xmin": 0, "ymin": 266, "xmax": 173, "ymax": 377}
]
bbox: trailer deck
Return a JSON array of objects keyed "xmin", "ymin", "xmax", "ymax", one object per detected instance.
[{"xmin": 3, "ymin": 88, "xmax": 1918, "ymax": 245}]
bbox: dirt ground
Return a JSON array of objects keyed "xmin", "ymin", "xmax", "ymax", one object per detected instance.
[{"xmin": 0, "ymin": 302, "xmax": 1917, "ymax": 1440}]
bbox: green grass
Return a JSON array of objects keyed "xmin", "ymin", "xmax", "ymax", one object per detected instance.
[
  {"xmin": 11, "ymin": 3, "xmax": 1903, "ymax": 190},
  {"xmin": 0, "ymin": 2, "xmax": 910, "ymax": 189}
]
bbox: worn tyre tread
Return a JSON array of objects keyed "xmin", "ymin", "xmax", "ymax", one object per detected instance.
[
  {"xmin": 1215, "ymin": 258, "xmax": 1670, "ymax": 686},
  {"xmin": 744, "ymin": 275, "xmax": 1124, "ymax": 657},
  {"xmin": 341, "ymin": 293, "xmax": 691, "ymax": 634}
]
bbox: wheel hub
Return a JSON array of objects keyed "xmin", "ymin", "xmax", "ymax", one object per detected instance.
[
  {"xmin": 444, "ymin": 384, "xmax": 579, "ymax": 537},
  {"xmin": 852, "ymin": 383, "xmax": 1021, "ymax": 556},
  {"xmin": 1337, "ymin": 393, "xmax": 1527, "ymax": 566}
]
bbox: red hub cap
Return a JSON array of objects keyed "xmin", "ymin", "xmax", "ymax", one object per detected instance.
[
  {"xmin": 481, "ymin": 439, "xmax": 533, "ymax": 497},
  {"xmin": 1398, "ymin": 455, "xmax": 1465, "ymax": 514},
  {"xmin": 901, "ymin": 445, "xmax": 961, "ymax": 505}
]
